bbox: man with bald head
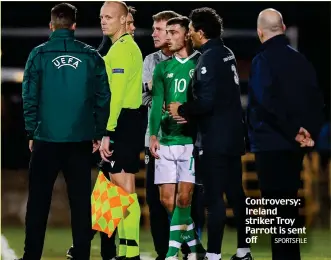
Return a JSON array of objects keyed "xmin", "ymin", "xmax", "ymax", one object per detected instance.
[
  {"xmin": 247, "ymin": 8, "xmax": 324, "ymax": 260},
  {"xmin": 98, "ymin": 5, "xmax": 137, "ymax": 56},
  {"xmin": 257, "ymin": 8, "xmax": 285, "ymax": 36},
  {"xmin": 99, "ymin": 1, "xmax": 143, "ymax": 260}
]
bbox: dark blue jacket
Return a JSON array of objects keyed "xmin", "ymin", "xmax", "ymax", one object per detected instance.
[
  {"xmin": 179, "ymin": 38, "xmax": 245, "ymax": 156},
  {"xmin": 247, "ymin": 34, "xmax": 324, "ymax": 152}
]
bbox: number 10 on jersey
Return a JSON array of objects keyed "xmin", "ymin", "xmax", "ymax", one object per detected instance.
[{"xmin": 174, "ymin": 78, "xmax": 187, "ymax": 93}]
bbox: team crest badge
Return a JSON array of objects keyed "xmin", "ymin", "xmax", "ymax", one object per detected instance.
[
  {"xmin": 189, "ymin": 69, "xmax": 194, "ymax": 78},
  {"xmin": 145, "ymin": 155, "xmax": 149, "ymax": 165}
]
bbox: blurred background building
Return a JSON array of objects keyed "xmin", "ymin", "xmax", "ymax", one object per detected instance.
[{"xmin": 1, "ymin": 1, "xmax": 330, "ymax": 257}]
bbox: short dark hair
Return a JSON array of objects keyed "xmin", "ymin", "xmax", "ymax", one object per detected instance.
[
  {"xmin": 51, "ymin": 3, "xmax": 77, "ymax": 29},
  {"xmin": 166, "ymin": 16, "xmax": 190, "ymax": 32},
  {"xmin": 128, "ymin": 6, "xmax": 136, "ymax": 15},
  {"xmin": 152, "ymin": 10, "xmax": 181, "ymax": 22},
  {"xmin": 189, "ymin": 7, "xmax": 224, "ymax": 39}
]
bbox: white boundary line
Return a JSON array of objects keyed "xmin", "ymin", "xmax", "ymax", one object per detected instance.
[{"xmin": 1, "ymin": 234, "xmax": 18, "ymax": 260}]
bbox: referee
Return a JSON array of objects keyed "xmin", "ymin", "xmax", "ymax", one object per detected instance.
[
  {"xmin": 65, "ymin": 5, "xmax": 138, "ymax": 260},
  {"xmin": 99, "ymin": 1, "xmax": 143, "ymax": 259},
  {"xmin": 18, "ymin": 3, "xmax": 110, "ymax": 260},
  {"xmin": 168, "ymin": 8, "xmax": 252, "ymax": 260}
]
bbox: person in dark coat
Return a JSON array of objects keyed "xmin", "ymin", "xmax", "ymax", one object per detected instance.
[{"xmin": 247, "ymin": 8, "xmax": 324, "ymax": 260}]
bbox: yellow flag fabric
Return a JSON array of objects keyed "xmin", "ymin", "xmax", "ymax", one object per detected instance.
[{"xmin": 91, "ymin": 171, "xmax": 135, "ymax": 237}]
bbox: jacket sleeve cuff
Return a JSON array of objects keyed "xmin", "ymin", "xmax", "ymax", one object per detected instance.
[
  {"xmin": 106, "ymin": 130, "xmax": 115, "ymax": 142},
  {"xmin": 94, "ymin": 133, "xmax": 105, "ymax": 141},
  {"xmin": 286, "ymin": 125, "xmax": 301, "ymax": 142},
  {"xmin": 178, "ymin": 104, "xmax": 186, "ymax": 117},
  {"xmin": 26, "ymin": 131, "xmax": 34, "ymax": 140}
]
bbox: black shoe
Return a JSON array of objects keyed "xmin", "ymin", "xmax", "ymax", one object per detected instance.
[
  {"xmin": 230, "ymin": 253, "xmax": 253, "ymax": 260},
  {"xmin": 125, "ymin": 256, "xmax": 140, "ymax": 260},
  {"xmin": 14, "ymin": 258, "xmax": 23, "ymax": 260},
  {"xmin": 66, "ymin": 246, "xmax": 74, "ymax": 259},
  {"xmin": 156, "ymin": 255, "xmax": 166, "ymax": 260}
]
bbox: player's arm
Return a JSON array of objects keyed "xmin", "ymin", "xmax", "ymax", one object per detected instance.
[
  {"xmin": 22, "ymin": 48, "xmax": 40, "ymax": 140},
  {"xmin": 149, "ymin": 64, "xmax": 164, "ymax": 137},
  {"xmin": 178, "ymin": 53, "xmax": 215, "ymax": 117},
  {"xmin": 104, "ymin": 48, "xmax": 130, "ymax": 140},
  {"xmin": 94, "ymin": 52, "xmax": 111, "ymax": 140}
]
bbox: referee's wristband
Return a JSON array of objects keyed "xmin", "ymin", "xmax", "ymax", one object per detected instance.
[
  {"xmin": 106, "ymin": 130, "xmax": 115, "ymax": 142},
  {"xmin": 26, "ymin": 130, "xmax": 34, "ymax": 140}
]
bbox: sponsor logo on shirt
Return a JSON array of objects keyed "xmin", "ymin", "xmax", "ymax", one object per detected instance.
[
  {"xmin": 52, "ymin": 55, "xmax": 82, "ymax": 69},
  {"xmin": 112, "ymin": 68, "xmax": 125, "ymax": 74},
  {"xmin": 223, "ymin": 55, "xmax": 235, "ymax": 62},
  {"xmin": 166, "ymin": 73, "xmax": 174, "ymax": 78}
]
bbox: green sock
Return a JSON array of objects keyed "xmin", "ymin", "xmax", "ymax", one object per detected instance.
[
  {"xmin": 166, "ymin": 206, "xmax": 191, "ymax": 257},
  {"xmin": 184, "ymin": 221, "xmax": 205, "ymax": 254},
  {"xmin": 118, "ymin": 219, "xmax": 126, "ymax": 257},
  {"xmin": 124, "ymin": 193, "xmax": 141, "ymax": 258}
]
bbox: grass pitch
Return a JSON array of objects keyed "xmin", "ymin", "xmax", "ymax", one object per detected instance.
[{"xmin": 2, "ymin": 226, "xmax": 331, "ymax": 260}]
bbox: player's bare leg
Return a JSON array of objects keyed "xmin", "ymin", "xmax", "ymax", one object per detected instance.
[{"xmin": 159, "ymin": 183, "xmax": 176, "ymax": 213}]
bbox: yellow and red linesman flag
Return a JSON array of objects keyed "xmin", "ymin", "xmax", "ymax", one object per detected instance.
[{"xmin": 91, "ymin": 171, "xmax": 135, "ymax": 237}]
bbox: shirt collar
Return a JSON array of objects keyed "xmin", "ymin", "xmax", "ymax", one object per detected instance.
[
  {"xmin": 199, "ymin": 38, "xmax": 224, "ymax": 53},
  {"xmin": 260, "ymin": 34, "xmax": 289, "ymax": 51},
  {"xmin": 112, "ymin": 33, "xmax": 130, "ymax": 44},
  {"xmin": 49, "ymin": 29, "xmax": 75, "ymax": 39}
]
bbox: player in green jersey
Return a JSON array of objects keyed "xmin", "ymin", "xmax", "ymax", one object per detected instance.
[{"xmin": 149, "ymin": 16, "xmax": 205, "ymax": 260}]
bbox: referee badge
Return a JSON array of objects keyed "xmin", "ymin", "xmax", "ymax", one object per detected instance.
[{"xmin": 112, "ymin": 68, "xmax": 124, "ymax": 74}]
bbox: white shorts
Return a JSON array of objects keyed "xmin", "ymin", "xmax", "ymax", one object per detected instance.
[{"xmin": 154, "ymin": 144, "xmax": 195, "ymax": 184}]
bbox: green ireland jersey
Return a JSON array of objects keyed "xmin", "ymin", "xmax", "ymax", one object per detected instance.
[{"xmin": 149, "ymin": 51, "xmax": 200, "ymax": 145}]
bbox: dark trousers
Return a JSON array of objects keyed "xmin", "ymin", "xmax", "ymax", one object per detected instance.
[
  {"xmin": 199, "ymin": 153, "xmax": 249, "ymax": 254},
  {"xmin": 145, "ymin": 148, "xmax": 205, "ymax": 258},
  {"xmin": 145, "ymin": 148, "xmax": 170, "ymax": 258},
  {"xmin": 23, "ymin": 141, "xmax": 92, "ymax": 260},
  {"xmin": 90, "ymin": 229, "xmax": 116, "ymax": 260},
  {"xmin": 255, "ymin": 151, "xmax": 304, "ymax": 260}
]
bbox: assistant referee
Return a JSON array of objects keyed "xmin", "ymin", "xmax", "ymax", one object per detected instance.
[{"xmin": 99, "ymin": 1, "xmax": 143, "ymax": 260}]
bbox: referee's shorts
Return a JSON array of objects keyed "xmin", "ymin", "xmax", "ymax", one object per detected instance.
[{"xmin": 100, "ymin": 108, "xmax": 143, "ymax": 174}]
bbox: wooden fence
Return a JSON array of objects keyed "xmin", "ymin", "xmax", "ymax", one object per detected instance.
[
  {"xmin": 1, "ymin": 152, "xmax": 329, "ymax": 228},
  {"xmin": 136, "ymin": 152, "xmax": 328, "ymax": 229}
]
